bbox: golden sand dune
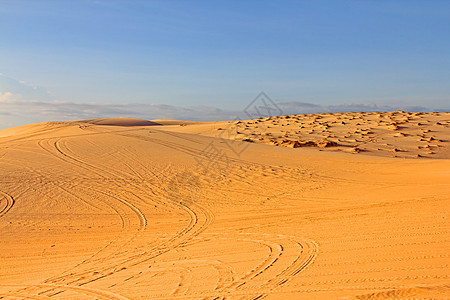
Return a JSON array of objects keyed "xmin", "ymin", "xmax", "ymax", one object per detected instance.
[
  {"xmin": 0, "ymin": 112, "xmax": 449, "ymax": 299},
  {"xmin": 169, "ymin": 111, "xmax": 450, "ymax": 159}
]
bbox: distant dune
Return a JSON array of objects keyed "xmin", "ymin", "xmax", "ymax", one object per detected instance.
[
  {"xmin": 74, "ymin": 117, "xmax": 161, "ymax": 126},
  {"xmin": 150, "ymin": 119, "xmax": 203, "ymax": 126},
  {"xmin": 69, "ymin": 117, "xmax": 201, "ymax": 127},
  {"xmin": 0, "ymin": 112, "xmax": 449, "ymax": 299}
]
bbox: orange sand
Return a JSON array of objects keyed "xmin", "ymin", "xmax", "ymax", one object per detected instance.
[{"xmin": 0, "ymin": 112, "xmax": 449, "ymax": 299}]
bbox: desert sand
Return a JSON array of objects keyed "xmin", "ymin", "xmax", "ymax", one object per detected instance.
[{"xmin": 0, "ymin": 112, "xmax": 449, "ymax": 299}]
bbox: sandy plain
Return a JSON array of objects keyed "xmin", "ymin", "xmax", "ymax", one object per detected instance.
[{"xmin": 0, "ymin": 111, "xmax": 449, "ymax": 299}]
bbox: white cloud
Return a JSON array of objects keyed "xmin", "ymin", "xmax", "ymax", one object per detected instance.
[
  {"xmin": 0, "ymin": 74, "xmax": 52, "ymax": 101},
  {"xmin": 0, "ymin": 92, "xmax": 14, "ymax": 103}
]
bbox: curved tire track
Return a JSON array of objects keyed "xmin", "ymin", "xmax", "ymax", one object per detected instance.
[
  {"xmin": 36, "ymin": 133, "xmax": 215, "ymax": 293},
  {"xmin": 198, "ymin": 233, "xmax": 318, "ymax": 299},
  {"xmin": 0, "ymin": 190, "xmax": 14, "ymax": 218},
  {"xmin": 0, "ymin": 284, "xmax": 130, "ymax": 300}
]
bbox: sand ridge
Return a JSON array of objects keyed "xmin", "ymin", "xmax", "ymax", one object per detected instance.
[{"xmin": 0, "ymin": 113, "xmax": 449, "ymax": 299}]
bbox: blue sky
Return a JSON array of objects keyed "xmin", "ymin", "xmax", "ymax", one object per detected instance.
[{"xmin": 0, "ymin": 0, "xmax": 449, "ymax": 128}]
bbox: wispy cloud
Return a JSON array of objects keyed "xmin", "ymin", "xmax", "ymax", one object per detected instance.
[
  {"xmin": 277, "ymin": 101, "xmax": 444, "ymax": 115},
  {"xmin": 0, "ymin": 97, "xmax": 238, "ymax": 124},
  {"xmin": 1, "ymin": 74, "xmax": 448, "ymax": 130},
  {"xmin": 0, "ymin": 74, "xmax": 240, "ymax": 129},
  {"xmin": 0, "ymin": 74, "xmax": 52, "ymax": 101}
]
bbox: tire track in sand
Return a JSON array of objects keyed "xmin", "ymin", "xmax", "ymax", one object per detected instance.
[
  {"xmin": 194, "ymin": 233, "xmax": 318, "ymax": 300},
  {"xmin": 31, "ymin": 138, "xmax": 147, "ymax": 297},
  {"xmin": 0, "ymin": 284, "xmax": 130, "ymax": 300},
  {"xmin": 0, "ymin": 190, "xmax": 14, "ymax": 217},
  {"xmin": 57, "ymin": 132, "xmax": 215, "ymax": 255},
  {"xmin": 54, "ymin": 135, "xmax": 212, "ymax": 259},
  {"xmin": 84, "ymin": 128, "xmax": 319, "ymax": 299},
  {"xmin": 35, "ymin": 134, "xmax": 214, "ymax": 295}
]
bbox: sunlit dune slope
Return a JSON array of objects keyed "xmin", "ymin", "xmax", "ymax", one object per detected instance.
[
  {"xmin": 167, "ymin": 111, "xmax": 450, "ymax": 159},
  {"xmin": 0, "ymin": 113, "xmax": 449, "ymax": 299}
]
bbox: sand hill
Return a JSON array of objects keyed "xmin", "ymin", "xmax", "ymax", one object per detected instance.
[{"xmin": 0, "ymin": 112, "xmax": 449, "ymax": 299}]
